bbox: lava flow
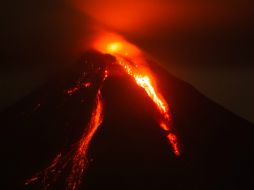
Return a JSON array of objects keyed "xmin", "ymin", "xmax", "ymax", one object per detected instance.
[
  {"xmin": 26, "ymin": 72, "xmax": 107, "ymax": 190},
  {"xmin": 93, "ymin": 32, "xmax": 180, "ymax": 156},
  {"xmin": 67, "ymin": 89, "xmax": 103, "ymax": 190},
  {"xmin": 26, "ymin": 32, "xmax": 180, "ymax": 190}
]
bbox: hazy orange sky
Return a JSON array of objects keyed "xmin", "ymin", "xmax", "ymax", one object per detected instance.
[
  {"xmin": 72, "ymin": 0, "xmax": 252, "ymax": 38},
  {"xmin": 1, "ymin": 0, "xmax": 254, "ymax": 122}
]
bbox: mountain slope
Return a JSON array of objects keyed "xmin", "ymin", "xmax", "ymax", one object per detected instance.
[{"xmin": 1, "ymin": 51, "xmax": 254, "ymax": 190}]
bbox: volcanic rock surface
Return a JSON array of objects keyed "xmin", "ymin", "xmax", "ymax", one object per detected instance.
[{"xmin": 1, "ymin": 51, "xmax": 254, "ymax": 190}]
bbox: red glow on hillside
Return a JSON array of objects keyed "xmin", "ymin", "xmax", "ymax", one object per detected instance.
[
  {"xmin": 67, "ymin": 90, "xmax": 104, "ymax": 190},
  {"xmin": 93, "ymin": 32, "xmax": 180, "ymax": 156},
  {"xmin": 26, "ymin": 74, "xmax": 108, "ymax": 190},
  {"xmin": 26, "ymin": 33, "xmax": 181, "ymax": 190}
]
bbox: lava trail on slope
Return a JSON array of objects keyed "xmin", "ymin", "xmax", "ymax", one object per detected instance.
[
  {"xmin": 1, "ymin": 50, "xmax": 254, "ymax": 190},
  {"xmin": 22, "ymin": 33, "xmax": 182, "ymax": 190},
  {"xmin": 24, "ymin": 39, "xmax": 181, "ymax": 189}
]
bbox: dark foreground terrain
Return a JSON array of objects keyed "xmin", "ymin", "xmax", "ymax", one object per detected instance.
[{"xmin": 1, "ymin": 51, "xmax": 254, "ymax": 190}]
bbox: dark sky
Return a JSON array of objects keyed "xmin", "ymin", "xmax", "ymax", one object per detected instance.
[{"xmin": 1, "ymin": 0, "xmax": 254, "ymax": 121}]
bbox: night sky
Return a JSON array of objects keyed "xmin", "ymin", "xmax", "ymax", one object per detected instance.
[{"xmin": 1, "ymin": 0, "xmax": 254, "ymax": 122}]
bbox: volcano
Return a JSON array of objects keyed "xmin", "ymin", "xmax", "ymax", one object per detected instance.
[{"xmin": 1, "ymin": 49, "xmax": 254, "ymax": 190}]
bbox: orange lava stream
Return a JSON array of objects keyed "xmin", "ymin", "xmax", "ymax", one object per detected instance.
[
  {"xmin": 117, "ymin": 57, "xmax": 180, "ymax": 156},
  {"xmin": 67, "ymin": 90, "xmax": 104, "ymax": 190},
  {"xmin": 93, "ymin": 33, "xmax": 180, "ymax": 156},
  {"xmin": 26, "ymin": 34, "xmax": 180, "ymax": 190},
  {"xmin": 117, "ymin": 58, "xmax": 170, "ymax": 119},
  {"xmin": 25, "ymin": 90, "xmax": 105, "ymax": 190}
]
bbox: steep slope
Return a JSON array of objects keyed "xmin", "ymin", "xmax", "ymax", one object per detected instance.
[{"xmin": 1, "ymin": 51, "xmax": 254, "ymax": 190}]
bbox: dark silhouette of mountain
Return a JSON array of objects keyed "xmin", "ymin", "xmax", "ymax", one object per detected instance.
[{"xmin": 1, "ymin": 51, "xmax": 254, "ymax": 190}]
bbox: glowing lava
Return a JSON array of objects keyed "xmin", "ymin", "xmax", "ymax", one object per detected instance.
[
  {"xmin": 93, "ymin": 32, "xmax": 180, "ymax": 156},
  {"xmin": 26, "ymin": 33, "xmax": 180, "ymax": 190},
  {"xmin": 67, "ymin": 90, "xmax": 104, "ymax": 190},
  {"xmin": 26, "ymin": 74, "xmax": 107, "ymax": 190}
]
